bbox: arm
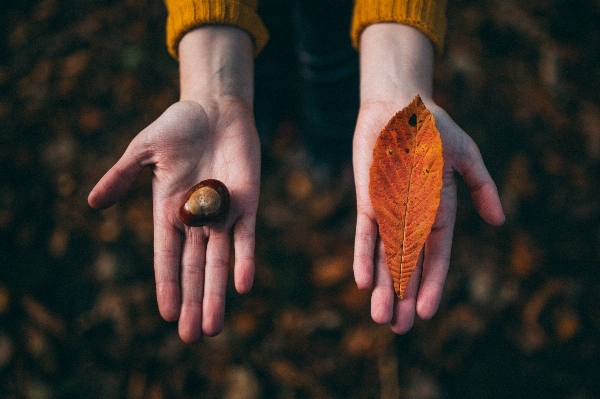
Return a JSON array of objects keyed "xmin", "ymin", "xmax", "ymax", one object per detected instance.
[
  {"xmin": 88, "ymin": 26, "xmax": 260, "ymax": 342},
  {"xmin": 353, "ymin": 23, "xmax": 505, "ymax": 333}
]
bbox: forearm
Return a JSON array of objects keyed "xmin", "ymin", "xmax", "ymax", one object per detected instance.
[
  {"xmin": 359, "ymin": 23, "xmax": 435, "ymax": 106},
  {"xmin": 178, "ymin": 26, "xmax": 254, "ymax": 106}
]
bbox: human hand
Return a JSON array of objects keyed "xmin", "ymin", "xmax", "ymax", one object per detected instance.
[
  {"xmin": 353, "ymin": 24, "xmax": 505, "ymax": 334},
  {"xmin": 88, "ymin": 27, "xmax": 260, "ymax": 342}
]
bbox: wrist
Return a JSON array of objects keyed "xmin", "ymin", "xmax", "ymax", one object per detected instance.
[
  {"xmin": 178, "ymin": 26, "xmax": 254, "ymax": 107},
  {"xmin": 359, "ymin": 23, "xmax": 434, "ymax": 106}
]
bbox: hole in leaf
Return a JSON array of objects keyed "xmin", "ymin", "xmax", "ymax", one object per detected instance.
[{"xmin": 408, "ymin": 113, "xmax": 417, "ymax": 127}]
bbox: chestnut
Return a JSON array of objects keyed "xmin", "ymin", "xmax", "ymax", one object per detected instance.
[{"xmin": 179, "ymin": 179, "xmax": 230, "ymax": 226}]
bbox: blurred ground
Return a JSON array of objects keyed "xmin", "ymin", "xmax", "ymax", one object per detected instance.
[{"xmin": 1, "ymin": 0, "xmax": 600, "ymax": 398}]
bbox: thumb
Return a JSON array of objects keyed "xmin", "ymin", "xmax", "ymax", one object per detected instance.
[
  {"xmin": 455, "ymin": 136, "xmax": 505, "ymax": 226},
  {"xmin": 88, "ymin": 137, "xmax": 150, "ymax": 210}
]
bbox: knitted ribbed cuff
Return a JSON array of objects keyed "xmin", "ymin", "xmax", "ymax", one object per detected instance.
[
  {"xmin": 165, "ymin": 0, "xmax": 269, "ymax": 59},
  {"xmin": 351, "ymin": 0, "xmax": 447, "ymax": 57}
]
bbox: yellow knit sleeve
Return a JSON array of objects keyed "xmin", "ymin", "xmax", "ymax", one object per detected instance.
[
  {"xmin": 164, "ymin": 0, "xmax": 269, "ymax": 59},
  {"xmin": 351, "ymin": 0, "xmax": 447, "ymax": 56}
]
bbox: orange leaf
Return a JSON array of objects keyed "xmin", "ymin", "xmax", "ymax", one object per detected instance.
[{"xmin": 369, "ymin": 95, "xmax": 443, "ymax": 299}]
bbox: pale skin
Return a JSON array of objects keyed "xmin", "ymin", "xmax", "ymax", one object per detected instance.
[
  {"xmin": 88, "ymin": 22, "xmax": 505, "ymax": 342},
  {"xmin": 88, "ymin": 26, "xmax": 259, "ymax": 343},
  {"xmin": 353, "ymin": 24, "xmax": 505, "ymax": 334}
]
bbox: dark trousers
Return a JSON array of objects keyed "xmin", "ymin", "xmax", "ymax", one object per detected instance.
[{"xmin": 255, "ymin": 0, "xmax": 359, "ymax": 166}]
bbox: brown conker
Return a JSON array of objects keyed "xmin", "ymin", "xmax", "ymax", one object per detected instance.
[{"xmin": 179, "ymin": 179, "xmax": 230, "ymax": 226}]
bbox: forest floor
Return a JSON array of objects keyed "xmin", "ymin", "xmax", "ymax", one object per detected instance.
[{"xmin": 1, "ymin": 0, "xmax": 600, "ymax": 398}]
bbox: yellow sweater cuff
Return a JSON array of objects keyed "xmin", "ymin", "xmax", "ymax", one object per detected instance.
[
  {"xmin": 165, "ymin": 0, "xmax": 269, "ymax": 59},
  {"xmin": 351, "ymin": 0, "xmax": 447, "ymax": 57}
]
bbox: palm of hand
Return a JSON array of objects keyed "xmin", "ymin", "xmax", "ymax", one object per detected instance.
[
  {"xmin": 353, "ymin": 100, "xmax": 504, "ymax": 334},
  {"xmin": 89, "ymin": 100, "xmax": 261, "ymax": 342}
]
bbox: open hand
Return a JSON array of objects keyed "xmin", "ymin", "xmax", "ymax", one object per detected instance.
[
  {"xmin": 353, "ymin": 98, "xmax": 505, "ymax": 333},
  {"xmin": 89, "ymin": 99, "xmax": 260, "ymax": 342}
]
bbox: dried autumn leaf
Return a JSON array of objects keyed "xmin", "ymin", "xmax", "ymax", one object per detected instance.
[{"xmin": 369, "ymin": 95, "xmax": 443, "ymax": 299}]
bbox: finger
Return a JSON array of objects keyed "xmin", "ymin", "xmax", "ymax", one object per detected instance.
[
  {"xmin": 455, "ymin": 137, "xmax": 505, "ymax": 226},
  {"xmin": 178, "ymin": 227, "xmax": 207, "ymax": 343},
  {"xmin": 370, "ymin": 239, "xmax": 395, "ymax": 324},
  {"xmin": 390, "ymin": 250, "xmax": 423, "ymax": 334},
  {"xmin": 232, "ymin": 214, "xmax": 256, "ymax": 294},
  {"xmin": 416, "ymin": 182, "xmax": 457, "ymax": 320},
  {"xmin": 88, "ymin": 140, "xmax": 148, "ymax": 210},
  {"xmin": 353, "ymin": 213, "xmax": 378, "ymax": 289},
  {"xmin": 153, "ymin": 212, "xmax": 183, "ymax": 323},
  {"xmin": 202, "ymin": 230, "xmax": 231, "ymax": 336}
]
